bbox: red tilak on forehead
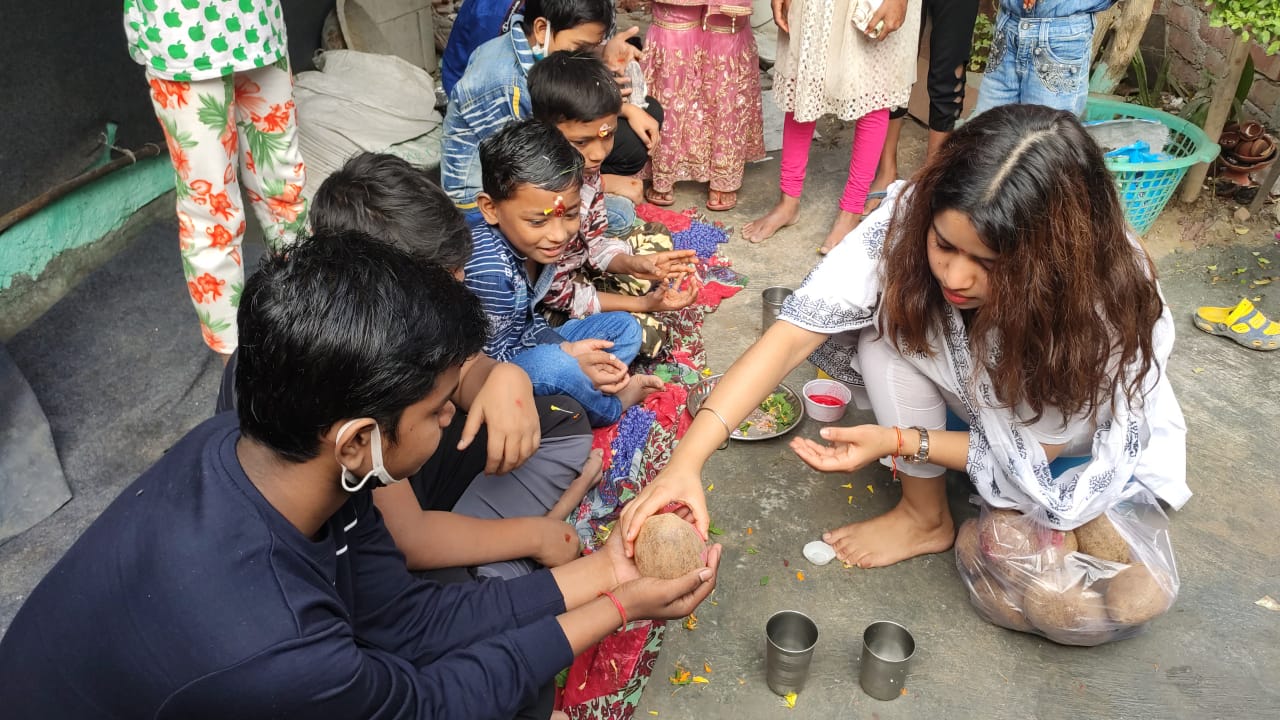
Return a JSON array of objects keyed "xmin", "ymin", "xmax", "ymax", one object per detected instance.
[
  {"xmin": 598, "ymin": 123, "xmax": 614, "ymax": 138},
  {"xmin": 542, "ymin": 195, "xmax": 567, "ymax": 217}
]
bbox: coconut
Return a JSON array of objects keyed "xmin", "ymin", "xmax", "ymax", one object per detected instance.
[
  {"xmin": 1039, "ymin": 529, "xmax": 1079, "ymax": 565},
  {"xmin": 979, "ymin": 508, "xmax": 1038, "ymax": 561},
  {"xmin": 967, "ymin": 566, "xmax": 1034, "ymax": 633},
  {"xmin": 1074, "ymin": 514, "xmax": 1132, "ymax": 564},
  {"xmin": 634, "ymin": 514, "xmax": 706, "ymax": 580},
  {"xmin": 1106, "ymin": 563, "xmax": 1173, "ymax": 625},
  {"xmin": 1023, "ymin": 577, "xmax": 1113, "ymax": 646},
  {"xmin": 954, "ymin": 519, "xmax": 983, "ymax": 576}
]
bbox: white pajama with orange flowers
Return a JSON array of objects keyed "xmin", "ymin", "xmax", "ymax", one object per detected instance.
[{"xmin": 146, "ymin": 59, "xmax": 307, "ymax": 353}]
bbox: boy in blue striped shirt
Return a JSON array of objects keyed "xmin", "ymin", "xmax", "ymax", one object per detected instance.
[{"xmin": 464, "ymin": 120, "xmax": 663, "ymax": 426}]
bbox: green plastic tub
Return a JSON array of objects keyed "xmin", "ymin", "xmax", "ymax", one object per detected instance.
[{"xmin": 1082, "ymin": 97, "xmax": 1220, "ymax": 235}]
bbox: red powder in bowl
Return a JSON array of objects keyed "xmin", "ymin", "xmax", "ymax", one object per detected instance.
[{"xmin": 807, "ymin": 394, "xmax": 845, "ymax": 407}]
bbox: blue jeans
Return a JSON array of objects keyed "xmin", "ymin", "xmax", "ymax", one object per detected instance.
[
  {"xmin": 604, "ymin": 194, "xmax": 637, "ymax": 238},
  {"xmin": 971, "ymin": 12, "xmax": 1095, "ymax": 118},
  {"xmin": 511, "ymin": 311, "xmax": 643, "ymax": 427}
]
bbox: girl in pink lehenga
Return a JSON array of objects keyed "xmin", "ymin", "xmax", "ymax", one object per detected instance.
[{"xmin": 642, "ymin": 0, "xmax": 765, "ymax": 212}]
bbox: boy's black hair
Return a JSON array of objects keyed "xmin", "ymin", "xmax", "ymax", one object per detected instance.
[
  {"xmin": 529, "ymin": 50, "xmax": 622, "ymax": 125},
  {"xmin": 521, "ymin": 0, "xmax": 614, "ymax": 35},
  {"xmin": 235, "ymin": 231, "xmax": 488, "ymax": 462},
  {"xmin": 479, "ymin": 119, "xmax": 585, "ymax": 203},
  {"xmin": 309, "ymin": 153, "xmax": 472, "ymax": 271}
]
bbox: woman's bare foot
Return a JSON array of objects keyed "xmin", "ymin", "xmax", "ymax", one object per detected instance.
[
  {"xmin": 818, "ymin": 210, "xmax": 861, "ymax": 254},
  {"xmin": 617, "ymin": 374, "xmax": 664, "ymax": 410},
  {"xmin": 823, "ymin": 499, "xmax": 955, "ymax": 568},
  {"xmin": 742, "ymin": 194, "xmax": 800, "ymax": 243}
]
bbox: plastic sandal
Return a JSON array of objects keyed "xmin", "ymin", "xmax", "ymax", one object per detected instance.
[
  {"xmin": 862, "ymin": 189, "xmax": 888, "ymax": 214},
  {"xmin": 706, "ymin": 190, "xmax": 737, "ymax": 212},
  {"xmin": 644, "ymin": 187, "xmax": 675, "ymax": 207},
  {"xmin": 1194, "ymin": 299, "xmax": 1280, "ymax": 351}
]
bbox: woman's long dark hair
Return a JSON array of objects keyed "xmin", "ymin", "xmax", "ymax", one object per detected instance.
[{"xmin": 880, "ymin": 104, "xmax": 1164, "ymax": 423}]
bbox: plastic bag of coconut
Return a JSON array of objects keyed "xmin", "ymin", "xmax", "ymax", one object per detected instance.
[{"xmin": 954, "ymin": 486, "xmax": 1179, "ymax": 646}]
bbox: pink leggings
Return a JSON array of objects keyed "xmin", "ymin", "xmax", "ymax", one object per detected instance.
[{"xmin": 779, "ymin": 109, "xmax": 890, "ymax": 214}]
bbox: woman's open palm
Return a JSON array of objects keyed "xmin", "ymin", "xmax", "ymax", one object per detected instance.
[{"xmin": 788, "ymin": 425, "xmax": 889, "ymax": 473}]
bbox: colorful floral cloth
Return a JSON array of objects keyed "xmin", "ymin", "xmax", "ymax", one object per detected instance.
[
  {"xmin": 124, "ymin": 0, "xmax": 289, "ymax": 81},
  {"xmin": 557, "ymin": 242, "xmax": 745, "ymax": 719}
]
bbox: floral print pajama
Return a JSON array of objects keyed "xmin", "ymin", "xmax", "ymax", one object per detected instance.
[{"xmin": 146, "ymin": 59, "xmax": 306, "ymax": 352}]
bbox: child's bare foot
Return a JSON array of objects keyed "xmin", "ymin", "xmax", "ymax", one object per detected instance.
[
  {"xmin": 742, "ymin": 195, "xmax": 800, "ymax": 243},
  {"xmin": 604, "ymin": 174, "xmax": 645, "ymax": 204},
  {"xmin": 617, "ymin": 374, "xmax": 664, "ymax": 410},
  {"xmin": 580, "ymin": 448, "xmax": 605, "ymax": 489},
  {"xmin": 818, "ymin": 210, "xmax": 861, "ymax": 255},
  {"xmin": 823, "ymin": 500, "xmax": 955, "ymax": 568},
  {"xmin": 547, "ymin": 449, "xmax": 606, "ymax": 520}
]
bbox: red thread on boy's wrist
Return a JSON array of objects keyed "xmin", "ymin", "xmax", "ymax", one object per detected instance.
[{"xmin": 600, "ymin": 591, "xmax": 628, "ymax": 627}]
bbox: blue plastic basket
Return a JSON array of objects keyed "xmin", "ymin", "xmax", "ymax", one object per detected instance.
[{"xmin": 1082, "ymin": 98, "xmax": 1220, "ymax": 235}]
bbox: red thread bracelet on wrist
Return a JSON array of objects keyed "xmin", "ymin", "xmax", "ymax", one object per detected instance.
[
  {"xmin": 600, "ymin": 591, "xmax": 628, "ymax": 627},
  {"xmin": 891, "ymin": 426, "xmax": 903, "ymax": 482}
]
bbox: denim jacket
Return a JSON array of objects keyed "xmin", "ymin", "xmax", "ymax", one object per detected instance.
[
  {"xmin": 442, "ymin": 18, "xmax": 536, "ymax": 209},
  {"xmin": 996, "ymin": 0, "xmax": 1116, "ymax": 17}
]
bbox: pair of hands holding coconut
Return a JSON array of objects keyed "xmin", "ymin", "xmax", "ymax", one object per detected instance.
[
  {"xmin": 551, "ymin": 506, "xmax": 724, "ymax": 655},
  {"xmin": 618, "ymin": 425, "xmax": 884, "ymax": 554},
  {"xmin": 618, "ymin": 323, "xmax": 885, "ymax": 558}
]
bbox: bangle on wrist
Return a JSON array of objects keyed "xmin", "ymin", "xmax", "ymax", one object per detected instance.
[
  {"xmin": 600, "ymin": 591, "xmax": 628, "ymax": 628},
  {"xmin": 697, "ymin": 406, "xmax": 733, "ymax": 438}
]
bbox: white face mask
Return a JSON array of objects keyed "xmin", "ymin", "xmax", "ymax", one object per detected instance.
[
  {"xmin": 533, "ymin": 24, "xmax": 553, "ymax": 59},
  {"xmin": 335, "ymin": 420, "xmax": 400, "ymax": 493}
]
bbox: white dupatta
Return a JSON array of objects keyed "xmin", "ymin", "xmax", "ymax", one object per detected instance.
[{"xmin": 776, "ymin": 183, "xmax": 1191, "ymax": 528}]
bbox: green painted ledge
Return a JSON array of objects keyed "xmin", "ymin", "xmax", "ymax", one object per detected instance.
[{"xmin": 0, "ymin": 156, "xmax": 173, "ymax": 292}]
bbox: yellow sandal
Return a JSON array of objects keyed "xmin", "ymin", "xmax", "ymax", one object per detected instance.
[{"xmin": 1194, "ymin": 299, "xmax": 1280, "ymax": 351}]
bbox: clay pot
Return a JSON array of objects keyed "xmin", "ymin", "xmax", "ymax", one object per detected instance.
[
  {"xmin": 1239, "ymin": 121, "xmax": 1265, "ymax": 141},
  {"xmin": 1219, "ymin": 131, "xmax": 1242, "ymax": 152},
  {"xmin": 1232, "ymin": 135, "xmax": 1277, "ymax": 164},
  {"xmin": 1218, "ymin": 152, "xmax": 1274, "ymax": 175}
]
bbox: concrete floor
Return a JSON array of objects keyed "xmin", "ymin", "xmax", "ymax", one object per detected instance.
[
  {"xmin": 2, "ymin": 119, "xmax": 1279, "ymax": 718},
  {"xmin": 635, "ymin": 121, "xmax": 1280, "ymax": 718}
]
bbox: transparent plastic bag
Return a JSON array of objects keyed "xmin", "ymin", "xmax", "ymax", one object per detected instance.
[
  {"xmin": 956, "ymin": 486, "xmax": 1179, "ymax": 646},
  {"xmin": 623, "ymin": 60, "xmax": 648, "ymax": 109}
]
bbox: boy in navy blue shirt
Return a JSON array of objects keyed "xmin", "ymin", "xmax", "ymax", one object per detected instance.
[
  {"xmin": 466, "ymin": 119, "xmax": 664, "ymax": 426},
  {"xmin": 217, "ymin": 152, "xmax": 605, "ymax": 581},
  {"xmin": 0, "ymin": 233, "xmax": 721, "ymax": 719}
]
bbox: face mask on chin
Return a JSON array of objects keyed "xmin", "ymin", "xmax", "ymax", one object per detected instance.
[{"xmin": 335, "ymin": 420, "xmax": 400, "ymax": 493}]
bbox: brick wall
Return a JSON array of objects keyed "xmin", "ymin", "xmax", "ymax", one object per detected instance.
[{"xmin": 1155, "ymin": 0, "xmax": 1280, "ymax": 127}]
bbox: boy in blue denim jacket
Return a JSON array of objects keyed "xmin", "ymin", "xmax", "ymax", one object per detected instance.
[
  {"xmin": 442, "ymin": 0, "xmax": 660, "ymax": 229},
  {"xmin": 464, "ymin": 119, "xmax": 664, "ymax": 427},
  {"xmin": 972, "ymin": 0, "xmax": 1116, "ymax": 117}
]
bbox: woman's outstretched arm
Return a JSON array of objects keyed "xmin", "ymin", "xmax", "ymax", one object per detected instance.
[{"xmin": 617, "ymin": 321, "xmax": 829, "ymax": 555}]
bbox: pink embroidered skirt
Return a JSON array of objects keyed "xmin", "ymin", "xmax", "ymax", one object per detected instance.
[{"xmin": 643, "ymin": 4, "xmax": 766, "ymax": 193}]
